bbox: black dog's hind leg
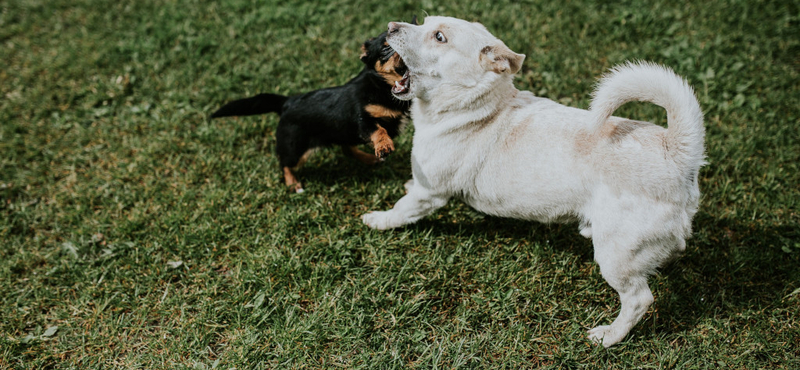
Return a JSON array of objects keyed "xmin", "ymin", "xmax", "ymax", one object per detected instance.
[
  {"xmin": 276, "ymin": 121, "xmax": 312, "ymax": 193},
  {"xmin": 341, "ymin": 146, "xmax": 381, "ymax": 165}
]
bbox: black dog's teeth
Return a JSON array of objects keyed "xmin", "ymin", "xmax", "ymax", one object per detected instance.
[{"xmin": 392, "ymin": 71, "xmax": 410, "ymax": 94}]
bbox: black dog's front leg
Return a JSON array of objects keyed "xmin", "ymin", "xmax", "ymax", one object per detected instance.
[{"xmin": 359, "ymin": 110, "xmax": 398, "ymax": 158}]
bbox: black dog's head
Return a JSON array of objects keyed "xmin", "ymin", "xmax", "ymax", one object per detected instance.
[{"xmin": 360, "ymin": 16, "xmax": 417, "ymax": 88}]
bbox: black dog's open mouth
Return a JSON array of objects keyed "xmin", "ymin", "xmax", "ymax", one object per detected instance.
[
  {"xmin": 379, "ymin": 42, "xmax": 410, "ymax": 95},
  {"xmin": 389, "ymin": 16, "xmax": 417, "ymax": 96},
  {"xmin": 392, "ymin": 56, "xmax": 411, "ymax": 95}
]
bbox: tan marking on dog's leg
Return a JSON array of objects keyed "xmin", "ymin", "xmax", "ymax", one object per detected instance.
[
  {"xmin": 283, "ymin": 166, "xmax": 304, "ymax": 193},
  {"xmin": 292, "ymin": 149, "xmax": 314, "ymax": 171},
  {"xmin": 370, "ymin": 124, "xmax": 395, "ymax": 158},
  {"xmin": 343, "ymin": 146, "xmax": 380, "ymax": 165},
  {"xmin": 365, "ymin": 104, "xmax": 404, "ymax": 120}
]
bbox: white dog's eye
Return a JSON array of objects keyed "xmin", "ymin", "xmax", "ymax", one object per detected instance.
[{"xmin": 434, "ymin": 31, "xmax": 447, "ymax": 43}]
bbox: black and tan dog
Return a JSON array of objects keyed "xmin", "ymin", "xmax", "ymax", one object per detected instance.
[{"xmin": 211, "ymin": 26, "xmax": 415, "ymax": 193}]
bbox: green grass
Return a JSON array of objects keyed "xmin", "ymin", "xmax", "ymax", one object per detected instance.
[{"xmin": 1, "ymin": 0, "xmax": 798, "ymax": 368}]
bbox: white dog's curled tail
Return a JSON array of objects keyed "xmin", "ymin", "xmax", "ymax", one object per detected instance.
[{"xmin": 590, "ymin": 61, "xmax": 705, "ymax": 165}]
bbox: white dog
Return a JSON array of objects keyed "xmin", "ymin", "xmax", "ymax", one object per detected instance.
[{"xmin": 361, "ymin": 16, "xmax": 705, "ymax": 347}]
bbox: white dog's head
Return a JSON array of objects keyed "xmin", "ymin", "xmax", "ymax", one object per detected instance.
[{"xmin": 385, "ymin": 16, "xmax": 525, "ymax": 103}]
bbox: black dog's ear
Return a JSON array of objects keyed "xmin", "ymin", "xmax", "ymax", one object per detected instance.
[
  {"xmin": 411, "ymin": 15, "xmax": 418, "ymax": 25},
  {"xmin": 360, "ymin": 37, "xmax": 376, "ymax": 62}
]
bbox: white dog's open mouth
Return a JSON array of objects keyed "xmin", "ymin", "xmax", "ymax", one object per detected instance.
[{"xmin": 392, "ymin": 69, "xmax": 411, "ymax": 95}]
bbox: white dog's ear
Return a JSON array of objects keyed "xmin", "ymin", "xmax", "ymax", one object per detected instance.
[{"xmin": 480, "ymin": 44, "xmax": 525, "ymax": 74}]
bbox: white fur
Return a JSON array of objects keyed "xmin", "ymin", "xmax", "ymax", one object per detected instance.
[{"xmin": 363, "ymin": 16, "xmax": 705, "ymax": 347}]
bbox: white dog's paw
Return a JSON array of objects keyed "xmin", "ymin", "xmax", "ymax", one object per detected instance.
[
  {"xmin": 361, "ymin": 211, "xmax": 397, "ymax": 230},
  {"xmin": 588, "ymin": 325, "xmax": 625, "ymax": 348}
]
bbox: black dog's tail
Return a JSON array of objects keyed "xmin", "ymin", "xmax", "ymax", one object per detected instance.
[{"xmin": 210, "ymin": 93, "xmax": 288, "ymax": 118}]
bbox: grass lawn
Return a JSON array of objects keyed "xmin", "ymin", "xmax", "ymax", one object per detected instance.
[{"xmin": 1, "ymin": 0, "xmax": 798, "ymax": 368}]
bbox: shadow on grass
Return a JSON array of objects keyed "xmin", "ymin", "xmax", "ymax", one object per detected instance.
[
  {"xmin": 656, "ymin": 213, "xmax": 800, "ymax": 335},
  {"xmin": 424, "ymin": 212, "xmax": 799, "ymax": 341},
  {"xmin": 295, "ymin": 147, "xmax": 413, "ymax": 188},
  {"xmin": 294, "ymin": 155, "xmax": 799, "ymax": 340}
]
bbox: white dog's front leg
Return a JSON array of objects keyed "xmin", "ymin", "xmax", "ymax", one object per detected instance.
[{"xmin": 362, "ymin": 181, "xmax": 448, "ymax": 230}]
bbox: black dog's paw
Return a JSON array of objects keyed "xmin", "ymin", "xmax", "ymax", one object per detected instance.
[
  {"xmin": 371, "ymin": 126, "xmax": 395, "ymax": 159},
  {"xmin": 375, "ymin": 140, "xmax": 395, "ymax": 158}
]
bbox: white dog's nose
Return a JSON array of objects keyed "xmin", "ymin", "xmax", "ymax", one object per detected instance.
[{"xmin": 388, "ymin": 22, "xmax": 401, "ymax": 33}]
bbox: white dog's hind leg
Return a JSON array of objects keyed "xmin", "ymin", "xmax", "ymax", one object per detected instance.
[
  {"xmin": 588, "ymin": 271, "xmax": 654, "ymax": 347},
  {"xmin": 585, "ymin": 188, "xmax": 672, "ymax": 346},
  {"xmin": 588, "ymin": 227, "xmax": 657, "ymax": 347},
  {"xmin": 362, "ymin": 183, "xmax": 449, "ymax": 230}
]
